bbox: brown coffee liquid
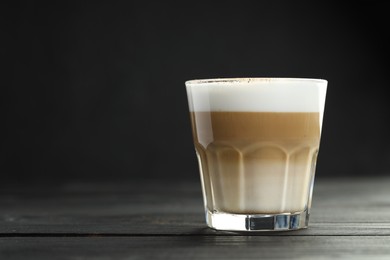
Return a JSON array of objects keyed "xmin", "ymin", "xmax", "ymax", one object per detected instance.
[{"xmin": 190, "ymin": 112, "xmax": 321, "ymax": 214}]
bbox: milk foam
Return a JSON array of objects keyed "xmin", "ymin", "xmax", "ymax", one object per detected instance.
[{"xmin": 186, "ymin": 78, "xmax": 327, "ymax": 112}]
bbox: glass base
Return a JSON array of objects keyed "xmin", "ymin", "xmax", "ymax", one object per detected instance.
[{"xmin": 206, "ymin": 209, "xmax": 309, "ymax": 232}]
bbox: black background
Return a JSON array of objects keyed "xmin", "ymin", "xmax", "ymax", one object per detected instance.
[{"xmin": 2, "ymin": 1, "xmax": 389, "ymax": 184}]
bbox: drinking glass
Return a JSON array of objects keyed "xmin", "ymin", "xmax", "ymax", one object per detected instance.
[{"xmin": 186, "ymin": 78, "xmax": 327, "ymax": 231}]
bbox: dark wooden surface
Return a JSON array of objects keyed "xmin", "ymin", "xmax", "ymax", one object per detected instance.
[{"xmin": 1, "ymin": 176, "xmax": 390, "ymax": 259}]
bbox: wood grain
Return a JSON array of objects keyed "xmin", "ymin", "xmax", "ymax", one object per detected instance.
[
  {"xmin": 1, "ymin": 236, "xmax": 390, "ymax": 260},
  {"xmin": 1, "ymin": 177, "xmax": 390, "ymax": 259}
]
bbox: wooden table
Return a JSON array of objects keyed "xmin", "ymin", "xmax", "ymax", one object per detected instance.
[{"xmin": 1, "ymin": 176, "xmax": 390, "ymax": 259}]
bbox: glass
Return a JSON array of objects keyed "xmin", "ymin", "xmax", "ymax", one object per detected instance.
[{"xmin": 185, "ymin": 78, "xmax": 327, "ymax": 231}]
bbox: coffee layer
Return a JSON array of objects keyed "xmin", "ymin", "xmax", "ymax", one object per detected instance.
[{"xmin": 191, "ymin": 112, "xmax": 321, "ymax": 214}]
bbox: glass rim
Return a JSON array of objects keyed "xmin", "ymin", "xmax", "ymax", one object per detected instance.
[{"xmin": 185, "ymin": 77, "xmax": 327, "ymax": 85}]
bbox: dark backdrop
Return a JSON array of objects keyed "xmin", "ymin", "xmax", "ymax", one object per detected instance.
[{"xmin": 2, "ymin": 1, "xmax": 389, "ymax": 183}]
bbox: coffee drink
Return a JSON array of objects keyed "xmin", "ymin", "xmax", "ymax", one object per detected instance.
[
  {"xmin": 191, "ymin": 111, "xmax": 320, "ymax": 214},
  {"xmin": 186, "ymin": 78, "xmax": 327, "ymax": 230}
]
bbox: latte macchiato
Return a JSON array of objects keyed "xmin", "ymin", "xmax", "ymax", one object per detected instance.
[
  {"xmin": 191, "ymin": 111, "xmax": 320, "ymax": 214},
  {"xmin": 186, "ymin": 78, "xmax": 327, "ymax": 231}
]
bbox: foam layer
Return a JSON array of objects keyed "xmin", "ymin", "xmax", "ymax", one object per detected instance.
[{"xmin": 186, "ymin": 78, "xmax": 327, "ymax": 112}]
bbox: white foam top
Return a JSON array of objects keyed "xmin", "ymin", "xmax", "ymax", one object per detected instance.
[{"xmin": 186, "ymin": 78, "xmax": 327, "ymax": 112}]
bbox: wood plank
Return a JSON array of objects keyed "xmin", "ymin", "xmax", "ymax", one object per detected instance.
[
  {"xmin": 1, "ymin": 177, "xmax": 389, "ymax": 235},
  {"xmin": 2, "ymin": 213, "xmax": 390, "ymax": 236},
  {"xmin": 1, "ymin": 236, "xmax": 390, "ymax": 260},
  {"xmin": 312, "ymin": 176, "xmax": 390, "ymax": 222}
]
